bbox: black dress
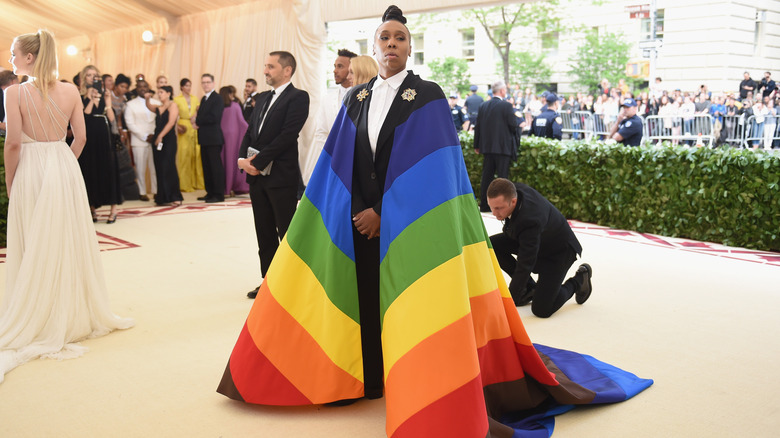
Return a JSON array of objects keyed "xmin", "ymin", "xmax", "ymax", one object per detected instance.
[
  {"xmin": 78, "ymin": 97, "xmax": 122, "ymax": 207},
  {"xmin": 153, "ymin": 107, "xmax": 183, "ymax": 205}
]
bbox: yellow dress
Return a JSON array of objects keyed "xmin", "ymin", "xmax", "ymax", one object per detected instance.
[{"xmin": 173, "ymin": 94, "xmax": 204, "ymax": 191}]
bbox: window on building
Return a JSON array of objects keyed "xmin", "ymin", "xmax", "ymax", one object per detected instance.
[
  {"xmin": 461, "ymin": 28, "xmax": 475, "ymax": 62},
  {"xmin": 755, "ymin": 10, "xmax": 766, "ymax": 55},
  {"xmin": 357, "ymin": 39, "xmax": 368, "ymax": 55},
  {"xmin": 640, "ymin": 9, "xmax": 665, "ymax": 41},
  {"xmin": 412, "ymin": 34, "xmax": 425, "ymax": 65},
  {"xmin": 541, "ymin": 31, "xmax": 559, "ymax": 54}
]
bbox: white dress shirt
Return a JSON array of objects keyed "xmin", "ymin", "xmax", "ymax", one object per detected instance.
[
  {"xmin": 258, "ymin": 81, "xmax": 291, "ymax": 134},
  {"xmin": 367, "ymin": 70, "xmax": 408, "ymax": 157}
]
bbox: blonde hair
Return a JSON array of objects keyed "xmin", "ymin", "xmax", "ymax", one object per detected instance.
[
  {"xmin": 14, "ymin": 29, "xmax": 58, "ymax": 98},
  {"xmin": 350, "ymin": 56, "xmax": 378, "ymax": 87},
  {"xmin": 78, "ymin": 65, "xmax": 100, "ymax": 96}
]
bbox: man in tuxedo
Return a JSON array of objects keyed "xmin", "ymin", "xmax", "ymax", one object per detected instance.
[
  {"xmin": 486, "ymin": 178, "xmax": 592, "ymax": 318},
  {"xmin": 474, "ymin": 80, "xmax": 519, "ymax": 212},
  {"xmin": 193, "ymin": 73, "xmax": 225, "ymax": 203},
  {"xmin": 242, "ymin": 78, "xmax": 259, "ymax": 122},
  {"xmin": 238, "ymin": 51, "xmax": 310, "ymax": 298}
]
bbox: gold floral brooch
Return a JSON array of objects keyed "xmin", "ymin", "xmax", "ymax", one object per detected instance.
[
  {"xmin": 401, "ymin": 88, "xmax": 417, "ymax": 101},
  {"xmin": 357, "ymin": 89, "xmax": 369, "ymax": 101}
]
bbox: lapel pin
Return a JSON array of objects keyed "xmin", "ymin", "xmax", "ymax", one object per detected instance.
[
  {"xmin": 401, "ymin": 88, "xmax": 416, "ymax": 102},
  {"xmin": 357, "ymin": 89, "xmax": 369, "ymax": 102}
]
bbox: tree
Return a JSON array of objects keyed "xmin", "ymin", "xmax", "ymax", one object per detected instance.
[
  {"xmin": 502, "ymin": 50, "xmax": 552, "ymax": 89},
  {"xmin": 568, "ymin": 30, "xmax": 634, "ymax": 94},
  {"xmin": 467, "ymin": 2, "xmax": 561, "ymax": 85},
  {"xmin": 427, "ymin": 57, "xmax": 472, "ymax": 96}
]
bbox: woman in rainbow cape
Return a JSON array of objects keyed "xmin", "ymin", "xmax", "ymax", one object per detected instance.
[{"xmin": 217, "ymin": 5, "xmax": 652, "ymax": 437}]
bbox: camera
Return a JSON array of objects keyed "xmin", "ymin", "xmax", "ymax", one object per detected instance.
[{"xmin": 87, "ymin": 79, "xmax": 103, "ymax": 94}]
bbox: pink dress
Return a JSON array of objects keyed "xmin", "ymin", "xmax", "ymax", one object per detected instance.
[{"xmin": 220, "ymin": 101, "xmax": 250, "ymax": 195}]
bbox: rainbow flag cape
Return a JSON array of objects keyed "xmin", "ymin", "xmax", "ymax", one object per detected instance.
[{"xmin": 217, "ymin": 88, "xmax": 652, "ymax": 437}]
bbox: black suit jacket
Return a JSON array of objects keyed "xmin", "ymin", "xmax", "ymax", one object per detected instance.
[
  {"xmin": 502, "ymin": 182, "xmax": 582, "ymax": 285},
  {"xmin": 473, "ymin": 98, "xmax": 519, "ymax": 158},
  {"xmin": 196, "ymin": 92, "xmax": 224, "ymax": 145},
  {"xmin": 242, "ymin": 93, "xmax": 260, "ymax": 122},
  {"xmin": 239, "ymin": 84, "xmax": 309, "ymax": 188},
  {"xmin": 346, "ymin": 72, "xmax": 442, "ymax": 217}
]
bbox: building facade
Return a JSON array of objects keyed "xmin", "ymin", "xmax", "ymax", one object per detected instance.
[{"xmin": 327, "ymin": 0, "xmax": 780, "ymax": 95}]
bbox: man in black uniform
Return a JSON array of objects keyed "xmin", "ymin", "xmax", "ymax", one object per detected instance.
[
  {"xmin": 530, "ymin": 92, "xmax": 562, "ymax": 140},
  {"xmin": 486, "ymin": 178, "xmax": 592, "ymax": 317},
  {"xmin": 449, "ymin": 93, "xmax": 469, "ymax": 131},
  {"xmin": 739, "ymin": 72, "xmax": 756, "ymax": 101},
  {"xmin": 610, "ymin": 97, "xmax": 643, "ymax": 146},
  {"xmin": 464, "ymin": 85, "xmax": 483, "ymax": 131}
]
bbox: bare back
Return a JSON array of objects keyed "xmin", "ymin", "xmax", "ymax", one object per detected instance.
[{"xmin": 7, "ymin": 81, "xmax": 85, "ymax": 143}]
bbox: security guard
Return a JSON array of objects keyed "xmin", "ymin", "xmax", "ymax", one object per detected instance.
[
  {"xmin": 449, "ymin": 93, "xmax": 469, "ymax": 132},
  {"xmin": 610, "ymin": 97, "xmax": 643, "ymax": 146},
  {"xmin": 531, "ymin": 92, "xmax": 563, "ymax": 140},
  {"xmin": 464, "ymin": 85, "xmax": 483, "ymax": 130}
]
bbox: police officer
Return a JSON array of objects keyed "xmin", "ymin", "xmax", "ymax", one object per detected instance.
[
  {"xmin": 610, "ymin": 97, "xmax": 643, "ymax": 146},
  {"xmin": 531, "ymin": 92, "xmax": 562, "ymax": 140},
  {"xmin": 464, "ymin": 85, "xmax": 483, "ymax": 131},
  {"xmin": 449, "ymin": 93, "xmax": 469, "ymax": 132}
]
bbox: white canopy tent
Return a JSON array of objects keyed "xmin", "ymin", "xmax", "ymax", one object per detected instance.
[{"xmin": 0, "ymin": 0, "xmax": 512, "ymax": 171}]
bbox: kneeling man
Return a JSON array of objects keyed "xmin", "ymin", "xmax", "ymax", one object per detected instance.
[{"xmin": 486, "ymin": 178, "xmax": 592, "ymax": 317}]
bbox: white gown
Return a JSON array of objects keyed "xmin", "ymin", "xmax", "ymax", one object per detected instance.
[{"xmin": 0, "ymin": 83, "xmax": 134, "ymax": 383}]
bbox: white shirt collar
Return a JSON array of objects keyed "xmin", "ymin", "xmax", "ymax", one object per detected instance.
[
  {"xmin": 205, "ymin": 90, "xmax": 214, "ymax": 99},
  {"xmin": 273, "ymin": 81, "xmax": 292, "ymax": 95},
  {"xmin": 372, "ymin": 70, "xmax": 408, "ymax": 91}
]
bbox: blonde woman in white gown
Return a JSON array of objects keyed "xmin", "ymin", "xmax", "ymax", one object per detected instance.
[{"xmin": 0, "ymin": 29, "xmax": 133, "ymax": 383}]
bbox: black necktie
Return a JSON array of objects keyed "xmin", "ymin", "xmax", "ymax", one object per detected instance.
[{"xmin": 257, "ymin": 90, "xmax": 275, "ymax": 125}]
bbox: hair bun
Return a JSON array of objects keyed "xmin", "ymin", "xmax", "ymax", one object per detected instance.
[{"xmin": 382, "ymin": 5, "xmax": 407, "ymax": 24}]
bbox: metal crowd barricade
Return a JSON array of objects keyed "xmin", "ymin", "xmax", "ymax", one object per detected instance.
[
  {"xmin": 560, "ymin": 111, "xmax": 591, "ymax": 140},
  {"xmin": 590, "ymin": 113, "xmax": 611, "ymax": 139},
  {"xmin": 643, "ymin": 114, "xmax": 715, "ymax": 147},
  {"xmin": 743, "ymin": 115, "xmax": 780, "ymax": 150},
  {"xmin": 720, "ymin": 115, "xmax": 745, "ymax": 148}
]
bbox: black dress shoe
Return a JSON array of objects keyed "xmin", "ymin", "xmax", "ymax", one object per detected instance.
[
  {"xmin": 205, "ymin": 197, "xmax": 224, "ymax": 203},
  {"xmin": 197, "ymin": 195, "xmax": 208, "ymax": 201},
  {"xmin": 324, "ymin": 397, "xmax": 362, "ymax": 407},
  {"xmin": 247, "ymin": 286, "xmax": 261, "ymax": 299},
  {"xmin": 575, "ymin": 263, "xmax": 593, "ymax": 304}
]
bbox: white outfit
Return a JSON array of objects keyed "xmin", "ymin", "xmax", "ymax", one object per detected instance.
[
  {"xmin": 124, "ymin": 96, "xmax": 157, "ymax": 195},
  {"xmin": 301, "ymin": 84, "xmax": 351, "ymax": 185},
  {"xmin": 0, "ymin": 84, "xmax": 134, "ymax": 383}
]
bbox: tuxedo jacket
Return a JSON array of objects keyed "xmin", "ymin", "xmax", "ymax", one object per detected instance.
[
  {"xmin": 242, "ymin": 93, "xmax": 260, "ymax": 122},
  {"xmin": 473, "ymin": 97, "xmax": 519, "ymax": 158},
  {"xmin": 345, "ymin": 72, "xmax": 442, "ymax": 217},
  {"xmin": 502, "ymin": 182, "xmax": 582, "ymax": 282},
  {"xmin": 239, "ymin": 84, "xmax": 309, "ymax": 188},
  {"xmin": 196, "ymin": 91, "xmax": 225, "ymax": 146}
]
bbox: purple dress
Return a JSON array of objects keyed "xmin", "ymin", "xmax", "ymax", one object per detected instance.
[{"xmin": 220, "ymin": 102, "xmax": 250, "ymax": 195}]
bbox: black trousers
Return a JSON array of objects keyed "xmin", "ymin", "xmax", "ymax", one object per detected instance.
[
  {"xmin": 352, "ymin": 226, "xmax": 384, "ymax": 399},
  {"xmin": 249, "ymin": 182, "xmax": 297, "ymax": 279},
  {"xmin": 200, "ymin": 143, "xmax": 225, "ymax": 200},
  {"xmin": 491, "ymin": 233, "xmax": 580, "ymax": 318},
  {"xmin": 480, "ymin": 153, "xmax": 511, "ymax": 211}
]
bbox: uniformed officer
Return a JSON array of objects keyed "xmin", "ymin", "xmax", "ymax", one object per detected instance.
[
  {"xmin": 530, "ymin": 92, "xmax": 563, "ymax": 140},
  {"xmin": 464, "ymin": 85, "xmax": 483, "ymax": 130},
  {"xmin": 449, "ymin": 93, "xmax": 469, "ymax": 132},
  {"xmin": 610, "ymin": 97, "xmax": 643, "ymax": 146}
]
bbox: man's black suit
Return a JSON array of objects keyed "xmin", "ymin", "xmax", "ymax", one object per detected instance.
[
  {"xmin": 473, "ymin": 98, "xmax": 519, "ymax": 211},
  {"xmin": 239, "ymin": 84, "xmax": 309, "ymax": 281},
  {"xmin": 490, "ymin": 182, "xmax": 583, "ymax": 318},
  {"xmin": 242, "ymin": 93, "xmax": 259, "ymax": 122},
  {"xmin": 196, "ymin": 91, "xmax": 225, "ymax": 201}
]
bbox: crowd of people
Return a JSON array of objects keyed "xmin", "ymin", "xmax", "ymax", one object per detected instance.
[
  {"xmin": 450, "ymin": 72, "xmax": 779, "ymax": 149},
  {"xmin": 2, "ymin": 7, "xmax": 654, "ymax": 434}
]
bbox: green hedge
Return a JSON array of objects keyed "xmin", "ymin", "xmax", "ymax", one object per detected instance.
[{"xmin": 458, "ymin": 131, "xmax": 780, "ymax": 251}]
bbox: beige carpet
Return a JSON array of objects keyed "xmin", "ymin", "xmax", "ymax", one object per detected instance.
[{"xmin": 1, "ymin": 191, "xmax": 778, "ymax": 437}]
